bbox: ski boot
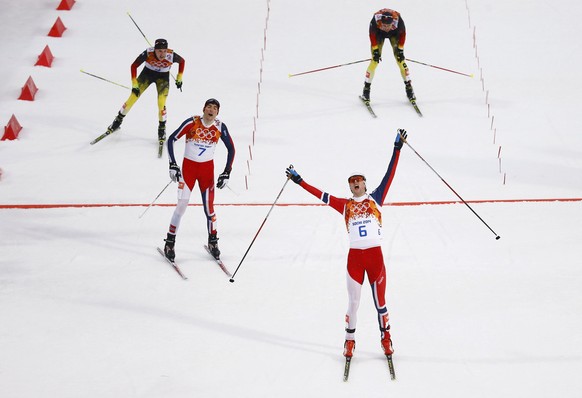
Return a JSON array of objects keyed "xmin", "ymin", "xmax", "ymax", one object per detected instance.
[
  {"xmin": 381, "ymin": 330, "xmax": 394, "ymax": 355},
  {"xmin": 208, "ymin": 233, "xmax": 220, "ymax": 260},
  {"xmin": 343, "ymin": 340, "xmax": 355, "ymax": 358},
  {"xmin": 158, "ymin": 121, "xmax": 166, "ymax": 142},
  {"xmin": 405, "ymin": 80, "xmax": 416, "ymax": 102},
  {"xmin": 361, "ymin": 82, "xmax": 371, "ymax": 103},
  {"xmin": 164, "ymin": 233, "xmax": 176, "ymax": 262},
  {"xmin": 107, "ymin": 112, "xmax": 125, "ymax": 133},
  {"xmin": 157, "ymin": 121, "xmax": 167, "ymax": 157}
]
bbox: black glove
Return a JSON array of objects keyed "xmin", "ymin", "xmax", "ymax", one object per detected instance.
[
  {"xmin": 131, "ymin": 86, "xmax": 140, "ymax": 97},
  {"xmin": 394, "ymin": 129, "xmax": 407, "ymax": 150},
  {"xmin": 216, "ymin": 170, "xmax": 230, "ymax": 189},
  {"xmin": 175, "ymin": 80, "xmax": 183, "ymax": 90},
  {"xmin": 372, "ymin": 48, "xmax": 381, "ymax": 63},
  {"xmin": 169, "ymin": 161, "xmax": 181, "ymax": 182},
  {"xmin": 285, "ymin": 167, "xmax": 303, "ymax": 184},
  {"xmin": 396, "ymin": 48, "xmax": 405, "ymax": 63}
]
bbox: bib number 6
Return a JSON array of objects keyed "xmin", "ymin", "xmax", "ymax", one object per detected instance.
[{"xmin": 358, "ymin": 225, "xmax": 367, "ymax": 237}]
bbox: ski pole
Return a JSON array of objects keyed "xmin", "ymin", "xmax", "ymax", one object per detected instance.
[
  {"xmin": 229, "ymin": 168, "xmax": 293, "ymax": 283},
  {"xmin": 127, "ymin": 12, "xmax": 180, "ymax": 90},
  {"xmin": 138, "ymin": 180, "xmax": 173, "ymax": 219},
  {"xmin": 80, "ymin": 70, "xmax": 130, "ymax": 89},
  {"xmin": 405, "ymin": 58, "xmax": 474, "ymax": 78},
  {"xmin": 226, "ymin": 185, "xmax": 239, "ymax": 196},
  {"xmin": 289, "ymin": 58, "xmax": 371, "ymax": 78},
  {"xmin": 402, "ymin": 136, "xmax": 500, "ymax": 240},
  {"xmin": 127, "ymin": 12, "xmax": 152, "ymax": 46}
]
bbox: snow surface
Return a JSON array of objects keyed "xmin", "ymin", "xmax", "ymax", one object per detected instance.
[{"xmin": 1, "ymin": 0, "xmax": 581, "ymax": 397}]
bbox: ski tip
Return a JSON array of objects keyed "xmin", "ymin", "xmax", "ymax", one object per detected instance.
[
  {"xmin": 409, "ymin": 101, "xmax": 423, "ymax": 117},
  {"xmin": 386, "ymin": 354, "xmax": 396, "ymax": 380},
  {"xmin": 358, "ymin": 96, "xmax": 377, "ymax": 117}
]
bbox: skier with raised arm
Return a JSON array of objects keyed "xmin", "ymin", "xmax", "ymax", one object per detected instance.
[{"xmin": 285, "ymin": 130, "xmax": 407, "ymax": 371}]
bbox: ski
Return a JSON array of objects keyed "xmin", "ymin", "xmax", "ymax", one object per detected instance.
[
  {"xmin": 410, "ymin": 99, "xmax": 423, "ymax": 117},
  {"xmin": 359, "ymin": 95, "xmax": 377, "ymax": 118},
  {"xmin": 90, "ymin": 126, "xmax": 120, "ymax": 145},
  {"xmin": 204, "ymin": 245, "xmax": 232, "ymax": 277},
  {"xmin": 343, "ymin": 357, "xmax": 352, "ymax": 382},
  {"xmin": 158, "ymin": 139, "xmax": 164, "ymax": 158},
  {"xmin": 90, "ymin": 129, "xmax": 114, "ymax": 145},
  {"xmin": 386, "ymin": 355, "xmax": 396, "ymax": 380},
  {"xmin": 156, "ymin": 247, "xmax": 188, "ymax": 280}
]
